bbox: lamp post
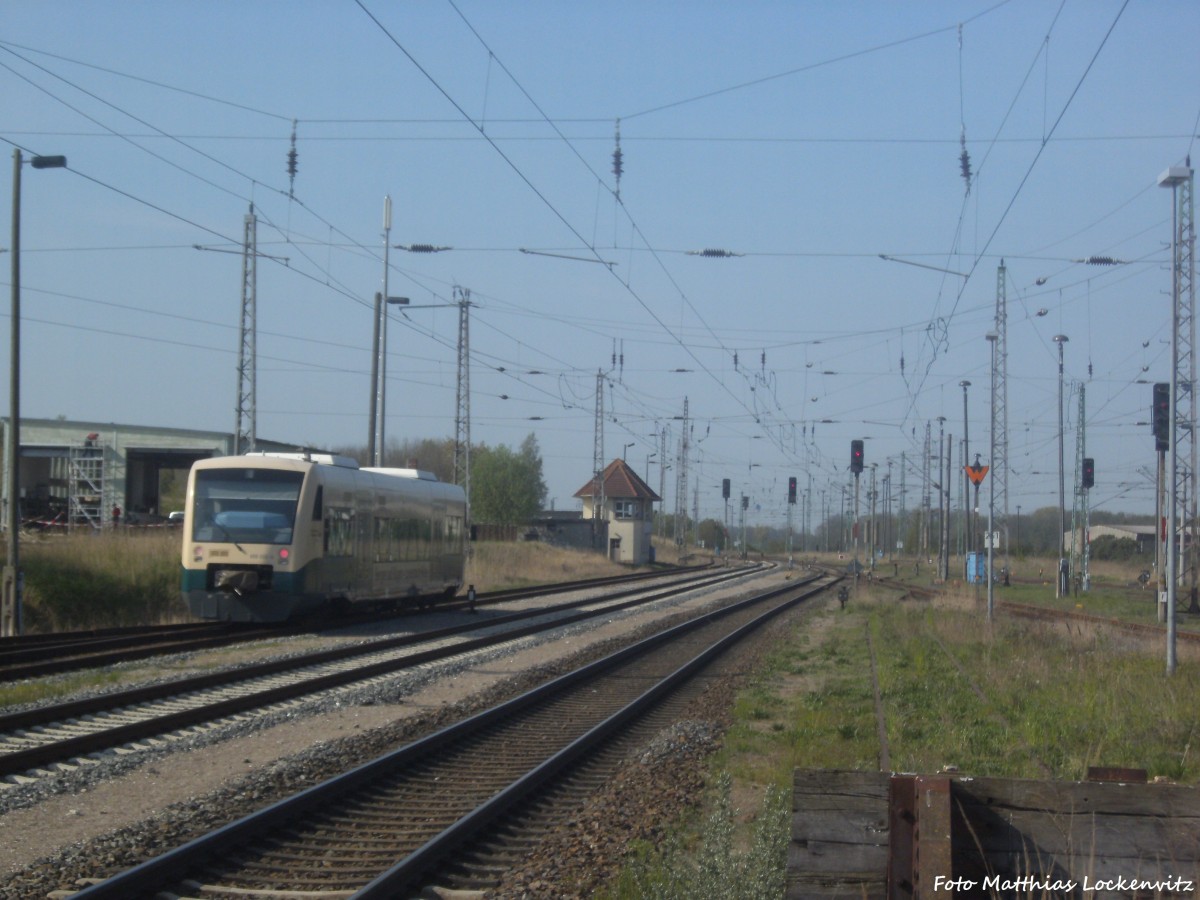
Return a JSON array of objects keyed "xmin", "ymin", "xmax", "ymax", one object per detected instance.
[
  {"xmin": 1053, "ymin": 334, "xmax": 1069, "ymax": 599},
  {"xmin": 4, "ymin": 150, "xmax": 67, "ymax": 638},
  {"xmin": 622, "ymin": 442, "xmax": 634, "ymax": 460}
]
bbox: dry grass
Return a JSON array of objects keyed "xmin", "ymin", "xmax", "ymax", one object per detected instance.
[
  {"xmin": 17, "ymin": 530, "xmax": 187, "ymax": 632},
  {"xmin": 10, "ymin": 531, "xmax": 686, "ymax": 633},
  {"xmin": 465, "ymin": 537, "xmax": 686, "ymax": 591}
]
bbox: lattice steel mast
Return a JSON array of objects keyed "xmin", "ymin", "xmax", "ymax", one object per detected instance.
[
  {"xmin": 592, "ymin": 370, "xmax": 605, "ymax": 533},
  {"xmin": 992, "ymin": 262, "xmax": 1010, "ymax": 573},
  {"xmin": 1070, "ymin": 384, "xmax": 1088, "ymax": 592},
  {"xmin": 233, "ymin": 204, "xmax": 257, "ymax": 455},
  {"xmin": 453, "ymin": 287, "xmax": 472, "ymax": 510},
  {"xmin": 1175, "ymin": 167, "xmax": 1197, "ymax": 609},
  {"xmin": 674, "ymin": 397, "xmax": 689, "ymax": 547},
  {"xmin": 921, "ymin": 422, "xmax": 932, "ymax": 560}
]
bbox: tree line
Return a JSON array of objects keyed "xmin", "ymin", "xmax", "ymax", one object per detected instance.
[{"xmin": 333, "ymin": 433, "xmax": 548, "ymax": 527}]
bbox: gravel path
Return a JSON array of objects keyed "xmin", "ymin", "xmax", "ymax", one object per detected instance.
[{"xmin": 0, "ymin": 568, "xmax": 808, "ymax": 899}]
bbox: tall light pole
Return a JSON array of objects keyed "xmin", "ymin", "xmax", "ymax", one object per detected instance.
[
  {"xmin": 4, "ymin": 150, "xmax": 67, "ymax": 638},
  {"xmin": 1053, "ymin": 334, "xmax": 1069, "ymax": 599}
]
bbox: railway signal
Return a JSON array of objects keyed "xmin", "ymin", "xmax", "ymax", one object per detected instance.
[
  {"xmin": 788, "ymin": 476, "xmax": 797, "ymax": 504},
  {"xmin": 850, "ymin": 440, "xmax": 864, "ymax": 474},
  {"xmin": 722, "ymin": 478, "xmax": 730, "ymax": 499},
  {"xmin": 1082, "ymin": 457, "xmax": 1094, "ymax": 489},
  {"xmin": 1152, "ymin": 382, "xmax": 1169, "ymax": 452}
]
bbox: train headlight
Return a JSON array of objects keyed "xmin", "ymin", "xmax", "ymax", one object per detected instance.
[
  {"xmin": 278, "ymin": 548, "xmax": 290, "ymax": 565},
  {"xmin": 192, "ymin": 546, "xmax": 204, "ymax": 562}
]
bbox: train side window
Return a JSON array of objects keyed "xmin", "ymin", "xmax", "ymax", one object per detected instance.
[{"xmin": 312, "ymin": 486, "xmax": 323, "ymax": 521}]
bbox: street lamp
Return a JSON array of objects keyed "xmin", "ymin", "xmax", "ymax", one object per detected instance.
[
  {"xmin": 4, "ymin": 150, "xmax": 67, "ymax": 638},
  {"xmin": 1052, "ymin": 334, "xmax": 1069, "ymax": 599},
  {"xmin": 622, "ymin": 442, "xmax": 634, "ymax": 460}
]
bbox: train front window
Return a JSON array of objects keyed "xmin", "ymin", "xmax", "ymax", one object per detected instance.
[{"xmin": 192, "ymin": 468, "xmax": 304, "ymax": 545}]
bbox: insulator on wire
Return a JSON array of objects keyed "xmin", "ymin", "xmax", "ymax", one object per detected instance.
[
  {"xmin": 287, "ymin": 119, "xmax": 298, "ymax": 198},
  {"xmin": 612, "ymin": 118, "xmax": 623, "ymax": 200},
  {"xmin": 398, "ymin": 244, "xmax": 453, "ymax": 253},
  {"xmin": 687, "ymin": 248, "xmax": 743, "ymax": 257}
]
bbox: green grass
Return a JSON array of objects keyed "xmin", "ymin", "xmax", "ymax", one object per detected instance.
[{"xmin": 606, "ymin": 574, "xmax": 1200, "ymax": 894}]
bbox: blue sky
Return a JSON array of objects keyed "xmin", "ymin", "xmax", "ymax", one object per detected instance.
[{"xmin": 3, "ymin": 0, "xmax": 1198, "ymax": 532}]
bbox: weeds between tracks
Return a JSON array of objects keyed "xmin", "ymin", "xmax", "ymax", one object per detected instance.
[{"xmin": 608, "ymin": 574, "xmax": 1200, "ymax": 897}]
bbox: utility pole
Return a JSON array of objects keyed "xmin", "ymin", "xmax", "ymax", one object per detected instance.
[
  {"xmin": 453, "ymin": 287, "xmax": 472, "ymax": 513},
  {"xmin": 937, "ymin": 418, "xmax": 948, "ymax": 581},
  {"xmin": 1160, "ymin": 162, "xmax": 1195, "ymax": 671},
  {"xmin": 993, "ymin": 261, "xmax": 1011, "ymax": 578},
  {"xmin": 674, "ymin": 398, "xmax": 689, "ymax": 548},
  {"xmin": 1071, "ymin": 383, "xmax": 1088, "ymax": 593},
  {"xmin": 592, "ymin": 370, "xmax": 605, "ymax": 546},
  {"xmin": 921, "ymin": 422, "xmax": 932, "ymax": 562},
  {"xmin": 960, "ymin": 380, "xmax": 971, "ymax": 564},
  {"xmin": 375, "ymin": 196, "xmax": 393, "ymax": 464},
  {"xmin": 233, "ymin": 204, "xmax": 257, "ymax": 455},
  {"xmin": 658, "ymin": 424, "xmax": 668, "ymax": 538},
  {"xmin": 1053, "ymin": 334, "xmax": 1069, "ymax": 598},
  {"xmin": 868, "ymin": 463, "xmax": 877, "ymax": 569}
]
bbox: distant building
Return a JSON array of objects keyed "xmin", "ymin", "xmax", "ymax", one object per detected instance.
[
  {"xmin": 1067, "ymin": 524, "xmax": 1157, "ymax": 555},
  {"xmin": 573, "ymin": 458, "xmax": 661, "ymax": 565},
  {"xmin": 0, "ymin": 417, "xmax": 310, "ymax": 531}
]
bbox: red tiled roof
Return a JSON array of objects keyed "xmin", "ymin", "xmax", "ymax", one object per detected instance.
[{"xmin": 573, "ymin": 458, "xmax": 661, "ymax": 501}]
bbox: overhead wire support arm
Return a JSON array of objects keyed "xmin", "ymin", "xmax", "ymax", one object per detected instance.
[
  {"xmin": 878, "ymin": 254, "xmax": 969, "ymax": 278},
  {"xmin": 519, "ymin": 248, "xmax": 616, "ymax": 267}
]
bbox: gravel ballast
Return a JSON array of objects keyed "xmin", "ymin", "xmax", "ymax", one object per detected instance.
[{"xmin": 0, "ymin": 569, "xmax": 814, "ymax": 899}]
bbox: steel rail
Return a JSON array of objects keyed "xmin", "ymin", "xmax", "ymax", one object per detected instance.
[
  {"xmin": 70, "ymin": 574, "xmax": 833, "ymax": 899},
  {"xmin": 0, "ymin": 564, "xmax": 712, "ymax": 681},
  {"xmin": 0, "ymin": 565, "xmax": 772, "ymax": 778}
]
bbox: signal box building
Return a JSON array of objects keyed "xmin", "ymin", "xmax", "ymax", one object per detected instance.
[
  {"xmin": 0, "ymin": 417, "xmax": 305, "ymax": 532},
  {"xmin": 573, "ymin": 458, "xmax": 661, "ymax": 565}
]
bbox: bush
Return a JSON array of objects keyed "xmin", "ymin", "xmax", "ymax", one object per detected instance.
[{"xmin": 1088, "ymin": 534, "xmax": 1140, "ymax": 562}]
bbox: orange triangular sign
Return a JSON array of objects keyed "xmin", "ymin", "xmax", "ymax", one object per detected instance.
[{"xmin": 966, "ymin": 464, "xmax": 989, "ymax": 486}]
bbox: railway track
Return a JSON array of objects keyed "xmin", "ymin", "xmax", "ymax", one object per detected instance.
[
  {"xmin": 0, "ymin": 564, "xmax": 770, "ymax": 790},
  {"xmin": 0, "ymin": 564, "xmax": 709, "ymax": 682},
  {"xmin": 63, "ymin": 572, "xmax": 836, "ymax": 899},
  {"xmin": 898, "ymin": 578, "xmax": 1200, "ymax": 646}
]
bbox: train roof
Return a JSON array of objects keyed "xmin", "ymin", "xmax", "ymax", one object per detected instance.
[
  {"xmin": 193, "ymin": 453, "xmax": 447, "ymax": 484},
  {"xmin": 245, "ymin": 451, "xmax": 359, "ymax": 468},
  {"xmin": 362, "ymin": 467, "xmax": 439, "ymax": 481}
]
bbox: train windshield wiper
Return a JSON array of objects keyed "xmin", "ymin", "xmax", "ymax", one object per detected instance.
[{"xmin": 214, "ymin": 521, "xmax": 245, "ymax": 553}]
